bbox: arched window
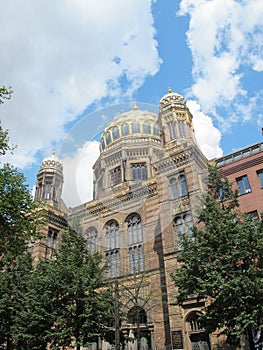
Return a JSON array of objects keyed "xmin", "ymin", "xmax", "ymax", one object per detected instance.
[
  {"xmin": 168, "ymin": 121, "xmax": 176, "ymax": 140},
  {"xmin": 174, "ymin": 216, "xmax": 183, "ymax": 233},
  {"xmin": 132, "ymin": 122, "xmax": 140, "ymax": 134},
  {"xmin": 47, "ymin": 228, "xmax": 58, "ymax": 249},
  {"xmin": 44, "ymin": 180, "xmax": 52, "ymax": 199},
  {"xmin": 170, "ymin": 173, "xmax": 188, "ymax": 199},
  {"xmin": 174, "ymin": 213, "xmax": 193, "ymax": 236},
  {"xmin": 105, "ymin": 220, "xmax": 120, "ymax": 277},
  {"xmin": 45, "ymin": 228, "xmax": 58, "ymax": 260},
  {"xmin": 131, "ymin": 163, "xmax": 146, "ymax": 181},
  {"xmin": 101, "ymin": 138, "xmax": 105, "ymax": 150},
  {"xmin": 186, "ymin": 312, "xmax": 204, "ymax": 332},
  {"xmin": 122, "ymin": 123, "xmax": 130, "ymax": 136},
  {"xmin": 184, "ymin": 214, "xmax": 193, "ymax": 235},
  {"xmin": 112, "ymin": 126, "xmax": 120, "ymax": 140},
  {"xmin": 143, "ymin": 122, "xmax": 151, "ymax": 134},
  {"xmin": 179, "ymin": 174, "xmax": 188, "ymax": 196},
  {"xmin": 127, "ymin": 214, "xmax": 142, "ymax": 244},
  {"xmin": 110, "ymin": 166, "xmax": 121, "ymax": 186},
  {"xmin": 153, "ymin": 123, "xmax": 159, "ymax": 136},
  {"xmin": 86, "ymin": 227, "xmax": 98, "ymax": 253},
  {"xmin": 127, "ymin": 306, "xmax": 147, "ymax": 325},
  {"xmin": 105, "ymin": 131, "xmax": 112, "ymax": 145},
  {"xmin": 170, "ymin": 178, "xmax": 179, "ymax": 199},
  {"xmin": 126, "ymin": 214, "xmax": 144, "ymax": 273},
  {"xmin": 178, "ymin": 119, "xmax": 186, "ymax": 138}
]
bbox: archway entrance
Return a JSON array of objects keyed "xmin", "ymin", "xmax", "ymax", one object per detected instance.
[
  {"xmin": 125, "ymin": 306, "xmax": 152, "ymax": 350},
  {"xmin": 185, "ymin": 312, "xmax": 211, "ymax": 350}
]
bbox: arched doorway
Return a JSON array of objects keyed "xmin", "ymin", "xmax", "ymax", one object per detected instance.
[
  {"xmin": 185, "ymin": 311, "xmax": 211, "ymax": 350},
  {"xmin": 126, "ymin": 306, "xmax": 151, "ymax": 350}
]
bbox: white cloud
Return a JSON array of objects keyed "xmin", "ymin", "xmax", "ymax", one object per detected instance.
[
  {"xmin": 188, "ymin": 100, "xmax": 223, "ymax": 159},
  {"xmin": 0, "ymin": 0, "xmax": 161, "ymax": 168},
  {"xmin": 178, "ymin": 0, "xmax": 263, "ymax": 126},
  {"xmin": 62, "ymin": 140, "xmax": 100, "ymax": 207}
]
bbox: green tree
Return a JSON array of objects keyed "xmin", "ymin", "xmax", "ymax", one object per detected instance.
[
  {"xmin": 0, "ymin": 252, "xmax": 34, "ymax": 350},
  {"xmin": 0, "ymin": 165, "xmax": 44, "ymax": 350},
  {"xmin": 15, "ymin": 227, "xmax": 115, "ymax": 350},
  {"xmin": 0, "ymin": 164, "xmax": 43, "ymax": 350},
  {"xmin": 0, "ymin": 86, "xmax": 13, "ymax": 105},
  {"xmin": 0, "ymin": 86, "xmax": 44, "ymax": 349},
  {"xmin": 0, "ymin": 86, "xmax": 13, "ymax": 155},
  {"xmin": 0, "ymin": 164, "xmax": 43, "ymax": 261},
  {"xmin": 172, "ymin": 165, "xmax": 263, "ymax": 348}
]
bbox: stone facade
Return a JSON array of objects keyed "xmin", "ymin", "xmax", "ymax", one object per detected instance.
[
  {"xmin": 32, "ymin": 150, "xmax": 68, "ymax": 263},
  {"xmin": 67, "ymin": 90, "xmax": 209, "ymax": 350},
  {"xmin": 35, "ymin": 90, "xmax": 211, "ymax": 350}
]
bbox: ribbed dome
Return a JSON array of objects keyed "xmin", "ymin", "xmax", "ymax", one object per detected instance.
[
  {"xmin": 100, "ymin": 108, "xmax": 160, "ymax": 151},
  {"xmin": 159, "ymin": 88, "xmax": 186, "ymax": 111},
  {"xmin": 40, "ymin": 150, "xmax": 63, "ymax": 173}
]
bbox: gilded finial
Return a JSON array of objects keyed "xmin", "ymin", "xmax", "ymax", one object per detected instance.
[
  {"xmin": 52, "ymin": 149, "xmax": 56, "ymax": 156},
  {"xmin": 168, "ymin": 87, "xmax": 172, "ymax": 94},
  {"xmin": 133, "ymin": 100, "xmax": 138, "ymax": 110}
]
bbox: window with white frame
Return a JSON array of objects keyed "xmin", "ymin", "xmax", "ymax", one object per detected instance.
[
  {"xmin": 105, "ymin": 220, "xmax": 120, "ymax": 277},
  {"xmin": 236, "ymin": 175, "xmax": 251, "ymax": 195},
  {"xmin": 257, "ymin": 170, "xmax": 263, "ymax": 188}
]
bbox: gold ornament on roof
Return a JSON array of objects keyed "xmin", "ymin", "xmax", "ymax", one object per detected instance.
[{"xmin": 133, "ymin": 100, "xmax": 138, "ymax": 110}]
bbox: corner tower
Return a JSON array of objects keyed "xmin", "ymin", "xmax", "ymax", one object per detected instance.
[
  {"xmin": 32, "ymin": 151, "xmax": 67, "ymax": 263},
  {"xmin": 158, "ymin": 88, "xmax": 195, "ymax": 148},
  {"xmin": 35, "ymin": 150, "xmax": 64, "ymax": 209}
]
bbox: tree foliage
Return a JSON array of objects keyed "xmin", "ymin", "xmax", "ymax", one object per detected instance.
[
  {"xmin": 13, "ymin": 227, "xmax": 115, "ymax": 350},
  {"xmin": 172, "ymin": 165, "xmax": 263, "ymax": 346},
  {"xmin": 0, "ymin": 164, "xmax": 43, "ymax": 263},
  {"xmin": 0, "ymin": 86, "xmax": 13, "ymax": 105},
  {"xmin": 0, "ymin": 86, "xmax": 14, "ymax": 156},
  {"xmin": 0, "ymin": 86, "xmax": 44, "ymax": 349},
  {"xmin": 0, "ymin": 252, "xmax": 34, "ymax": 350},
  {"xmin": 0, "ymin": 164, "xmax": 44, "ymax": 349}
]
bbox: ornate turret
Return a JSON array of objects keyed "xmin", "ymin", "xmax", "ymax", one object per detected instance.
[
  {"xmin": 158, "ymin": 88, "xmax": 195, "ymax": 147},
  {"xmin": 35, "ymin": 150, "xmax": 64, "ymax": 208}
]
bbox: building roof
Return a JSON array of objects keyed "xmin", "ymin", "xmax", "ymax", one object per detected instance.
[
  {"xmin": 40, "ymin": 150, "xmax": 63, "ymax": 173},
  {"xmin": 99, "ymin": 108, "xmax": 160, "ymax": 152}
]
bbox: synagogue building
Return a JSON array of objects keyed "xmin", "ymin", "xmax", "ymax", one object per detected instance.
[{"xmin": 34, "ymin": 89, "xmax": 225, "ymax": 350}]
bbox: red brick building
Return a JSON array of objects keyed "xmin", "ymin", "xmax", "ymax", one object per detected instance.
[{"xmin": 216, "ymin": 142, "xmax": 263, "ymax": 219}]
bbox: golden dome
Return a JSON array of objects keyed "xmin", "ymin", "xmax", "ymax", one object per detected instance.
[
  {"xmin": 100, "ymin": 109, "xmax": 160, "ymax": 152},
  {"xmin": 159, "ymin": 88, "xmax": 186, "ymax": 110},
  {"xmin": 40, "ymin": 150, "xmax": 63, "ymax": 173}
]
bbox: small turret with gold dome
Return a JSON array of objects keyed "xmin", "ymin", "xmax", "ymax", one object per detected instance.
[
  {"xmin": 159, "ymin": 88, "xmax": 187, "ymax": 110},
  {"xmin": 40, "ymin": 149, "xmax": 63, "ymax": 174},
  {"xmin": 35, "ymin": 150, "xmax": 64, "ymax": 208},
  {"xmin": 158, "ymin": 88, "xmax": 195, "ymax": 147}
]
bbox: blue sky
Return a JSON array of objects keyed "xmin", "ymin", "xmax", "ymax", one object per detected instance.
[{"xmin": 0, "ymin": 0, "xmax": 263, "ymax": 206}]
